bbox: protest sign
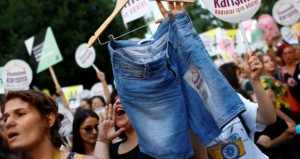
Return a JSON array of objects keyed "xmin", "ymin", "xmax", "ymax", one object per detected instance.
[
  {"xmin": 75, "ymin": 43, "xmax": 96, "ymax": 68},
  {"xmin": 281, "ymin": 26, "xmax": 299, "ymax": 44},
  {"xmin": 24, "ymin": 27, "xmax": 63, "ymax": 73},
  {"xmin": 272, "ymin": 0, "xmax": 300, "ymax": 26},
  {"xmin": 2, "ymin": 60, "xmax": 33, "ymax": 91},
  {"xmin": 258, "ymin": 14, "xmax": 280, "ymax": 39},
  {"xmin": 202, "ymin": 0, "xmax": 261, "ymax": 52},
  {"xmin": 291, "ymin": 22, "xmax": 300, "ymax": 36},
  {"xmin": 75, "ymin": 43, "xmax": 99, "ymax": 72},
  {"xmin": 199, "ymin": 34, "xmax": 217, "ymax": 56},
  {"xmin": 202, "ymin": 0, "xmax": 261, "ymax": 23},
  {"xmin": 251, "ymin": 26, "xmax": 267, "ymax": 50},
  {"xmin": 61, "ymin": 85, "xmax": 84, "ymax": 109},
  {"xmin": 0, "ymin": 67, "xmax": 5, "ymax": 94},
  {"xmin": 218, "ymin": 37, "xmax": 237, "ymax": 62},
  {"xmin": 58, "ymin": 103, "xmax": 74, "ymax": 136},
  {"xmin": 121, "ymin": 0, "xmax": 152, "ymax": 24},
  {"xmin": 77, "ymin": 89, "xmax": 92, "ymax": 100},
  {"xmin": 90, "ymin": 82, "xmax": 113, "ymax": 101}
]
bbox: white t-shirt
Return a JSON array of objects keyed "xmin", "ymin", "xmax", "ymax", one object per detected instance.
[{"xmin": 207, "ymin": 94, "xmax": 268, "ymax": 159}]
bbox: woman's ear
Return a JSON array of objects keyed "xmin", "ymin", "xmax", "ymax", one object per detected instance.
[{"xmin": 46, "ymin": 113, "xmax": 56, "ymax": 128}]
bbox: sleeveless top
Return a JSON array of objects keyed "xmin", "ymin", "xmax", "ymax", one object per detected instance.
[{"xmin": 281, "ymin": 62, "xmax": 300, "ymax": 103}]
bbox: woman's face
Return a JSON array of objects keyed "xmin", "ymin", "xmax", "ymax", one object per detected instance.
[
  {"xmin": 92, "ymin": 98, "xmax": 104, "ymax": 110},
  {"xmin": 2, "ymin": 98, "xmax": 46, "ymax": 150},
  {"xmin": 79, "ymin": 117, "xmax": 99, "ymax": 144},
  {"xmin": 80, "ymin": 100, "xmax": 91, "ymax": 110},
  {"xmin": 282, "ymin": 46, "xmax": 296, "ymax": 64},
  {"xmin": 263, "ymin": 55, "xmax": 275, "ymax": 73},
  {"xmin": 114, "ymin": 97, "xmax": 130, "ymax": 129}
]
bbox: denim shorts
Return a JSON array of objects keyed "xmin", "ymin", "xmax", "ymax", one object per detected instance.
[{"xmin": 108, "ymin": 12, "xmax": 245, "ymax": 159}]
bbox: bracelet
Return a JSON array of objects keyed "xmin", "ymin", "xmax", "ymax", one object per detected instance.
[{"xmin": 97, "ymin": 139, "xmax": 110, "ymax": 144}]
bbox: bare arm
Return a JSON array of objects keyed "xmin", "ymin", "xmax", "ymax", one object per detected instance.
[
  {"xmin": 94, "ymin": 141, "xmax": 110, "ymax": 159},
  {"xmin": 244, "ymin": 52, "xmax": 276, "ymax": 125},
  {"xmin": 96, "ymin": 71, "xmax": 111, "ymax": 104},
  {"xmin": 276, "ymin": 108, "xmax": 296, "ymax": 128},
  {"xmin": 257, "ymin": 126, "xmax": 295, "ymax": 148}
]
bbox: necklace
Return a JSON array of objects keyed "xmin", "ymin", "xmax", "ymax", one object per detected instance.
[{"xmin": 57, "ymin": 149, "xmax": 60, "ymax": 159}]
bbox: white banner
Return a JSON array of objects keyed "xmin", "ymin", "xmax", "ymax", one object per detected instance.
[{"xmin": 121, "ymin": 0, "xmax": 152, "ymax": 24}]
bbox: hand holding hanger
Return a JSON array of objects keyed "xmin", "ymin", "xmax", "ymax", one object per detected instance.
[{"xmin": 156, "ymin": 0, "xmax": 188, "ymax": 24}]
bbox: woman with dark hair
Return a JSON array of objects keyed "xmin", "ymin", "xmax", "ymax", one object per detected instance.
[
  {"xmin": 277, "ymin": 42, "xmax": 300, "ymax": 104},
  {"xmin": 1, "ymin": 90, "xmax": 98, "ymax": 159},
  {"xmin": 80, "ymin": 98, "xmax": 92, "ymax": 110},
  {"xmin": 219, "ymin": 62, "xmax": 253, "ymax": 101},
  {"xmin": 94, "ymin": 93, "xmax": 154, "ymax": 159},
  {"xmin": 72, "ymin": 109, "xmax": 99, "ymax": 155},
  {"xmin": 91, "ymin": 96, "xmax": 106, "ymax": 111}
]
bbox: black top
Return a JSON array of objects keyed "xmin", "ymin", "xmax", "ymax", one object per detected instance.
[
  {"xmin": 109, "ymin": 140, "xmax": 154, "ymax": 159},
  {"xmin": 283, "ymin": 62, "xmax": 300, "ymax": 103}
]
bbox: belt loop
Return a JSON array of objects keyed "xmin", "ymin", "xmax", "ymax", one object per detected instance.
[
  {"xmin": 167, "ymin": 10, "xmax": 175, "ymax": 23},
  {"xmin": 143, "ymin": 64, "xmax": 150, "ymax": 79}
]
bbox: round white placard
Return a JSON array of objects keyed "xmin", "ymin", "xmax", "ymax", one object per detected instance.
[
  {"xmin": 281, "ymin": 26, "xmax": 299, "ymax": 44},
  {"xmin": 75, "ymin": 43, "xmax": 96, "ymax": 68},
  {"xmin": 272, "ymin": 0, "xmax": 300, "ymax": 26},
  {"xmin": 202, "ymin": 0, "xmax": 261, "ymax": 23},
  {"xmin": 2, "ymin": 59, "xmax": 33, "ymax": 91}
]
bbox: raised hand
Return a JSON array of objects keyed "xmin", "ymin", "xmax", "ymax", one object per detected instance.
[
  {"xmin": 96, "ymin": 71, "xmax": 106, "ymax": 82},
  {"xmin": 97, "ymin": 104, "xmax": 125, "ymax": 144},
  {"xmin": 156, "ymin": 0, "xmax": 187, "ymax": 23},
  {"xmin": 244, "ymin": 52, "xmax": 263, "ymax": 81}
]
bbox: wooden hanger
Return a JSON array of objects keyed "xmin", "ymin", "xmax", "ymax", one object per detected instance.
[
  {"xmin": 88, "ymin": 0, "xmax": 129, "ymax": 47},
  {"xmin": 87, "ymin": 0, "xmax": 195, "ymax": 48}
]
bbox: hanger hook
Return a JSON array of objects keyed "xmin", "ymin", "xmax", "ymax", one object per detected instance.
[{"xmin": 97, "ymin": 38, "xmax": 109, "ymax": 45}]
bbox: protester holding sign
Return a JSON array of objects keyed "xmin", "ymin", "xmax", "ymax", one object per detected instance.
[
  {"xmin": 0, "ymin": 90, "xmax": 100, "ymax": 159},
  {"xmin": 91, "ymin": 71, "xmax": 111, "ymax": 113}
]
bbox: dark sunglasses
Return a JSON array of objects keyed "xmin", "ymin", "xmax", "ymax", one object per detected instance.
[{"xmin": 80, "ymin": 124, "xmax": 99, "ymax": 134}]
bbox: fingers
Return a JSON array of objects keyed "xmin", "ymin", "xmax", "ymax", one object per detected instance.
[
  {"xmin": 98, "ymin": 112, "xmax": 104, "ymax": 123},
  {"xmin": 115, "ymin": 128, "xmax": 126, "ymax": 137},
  {"xmin": 249, "ymin": 51, "xmax": 255, "ymax": 57},
  {"xmin": 107, "ymin": 104, "xmax": 113, "ymax": 120},
  {"xmin": 244, "ymin": 53, "xmax": 249, "ymax": 62},
  {"xmin": 102, "ymin": 106, "xmax": 108, "ymax": 120},
  {"xmin": 175, "ymin": 2, "xmax": 181, "ymax": 10},
  {"xmin": 156, "ymin": 0, "xmax": 167, "ymax": 17},
  {"xmin": 155, "ymin": 18, "xmax": 164, "ymax": 24},
  {"xmin": 183, "ymin": 3, "xmax": 187, "ymax": 10},
  {"xmin": 169, "ymin": 2, "xmax": 174, "ymax": 10},
  {"xmin": 112, "ymin": 104, "xmax": 117, "ymax": 122}
]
